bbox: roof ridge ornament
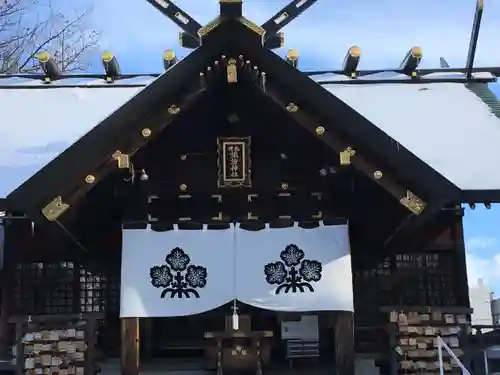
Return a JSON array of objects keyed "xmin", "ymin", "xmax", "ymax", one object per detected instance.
[
  {"xmin": 219, "ymin": 0, "xmax": 243, "ymax": 18},
  {"xmin": 465, "ymin": 0, "xmax": 483, "ymax": 78},
  {"xmin": 146, "ymin": 0, "xmax": 318, "ymax": 50},
  {"xmin": 260, "ymin": 0, "xmax": 318, "ymax": 47},
  {"xmin": 147, "ymin": 0, "xmax": 203, "ymax": 46}
]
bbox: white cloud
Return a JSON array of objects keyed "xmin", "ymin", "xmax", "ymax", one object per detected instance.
[
  {"xmin": 466, "ymin": 236, "xmax": 500, "ymax": 290},
  {"xmin": 467, "ymin": 236, "xmax": 499, "ymax": 251}
]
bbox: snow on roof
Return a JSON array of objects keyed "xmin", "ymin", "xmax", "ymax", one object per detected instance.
[
  {"xmin": 310, "ymin": 71, "xmax": 496, "ymax": 83},
  {"xmin": 0, "ymin": 71, "xmax": 499, "ymax": 198},
  {"xmin": 324, "ymin": 82, "xmax": 500, "ymax": 191},
  {"xmin": 0, "ymin": 85, "xmax": 143, "ymax": 197}
]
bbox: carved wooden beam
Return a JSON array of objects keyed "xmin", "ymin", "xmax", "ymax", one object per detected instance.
[
  {"xmin": 256, "ymin": 83, "xmax": 427, "ymax": 216},
  {"xmin": 383, "ymin": 202, "xmax": 452, "ymax": 254},
  {"xmin": 41, "ymin": 87, "xmax": 207, "ymax": 224}
]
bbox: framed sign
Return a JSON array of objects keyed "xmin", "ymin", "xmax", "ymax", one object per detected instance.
[{"xmin": 217, "ymin": 137, "xmax": 251, "ymax": 188}]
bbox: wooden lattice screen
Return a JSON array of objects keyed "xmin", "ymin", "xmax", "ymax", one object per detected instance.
[
  {"xmin": 353, "ymin": 251, "xmax": 459, "ymax": 324},
  {"xmin": 12, "ymin": 261, "xmax": 120, "ymax": 316}
]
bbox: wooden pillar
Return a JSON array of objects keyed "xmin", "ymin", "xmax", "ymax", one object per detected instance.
[
  {"xmin": 451, "ymin": 210, "xmax": 470, "ymax": 306},
  {"xmin": 334, "ymin": 311, "xmax": 355, "ymax": 375},
  {"xmin": 121, "ymin": 318, "xmax": 139, "ymax": 375},
  {"xmin": 140, "ymin": 318, "xmax": 153, "ymax": 361},
  {"xmin": 0, "ymin": 219, "xmax": 14, "ymax": 358},
  {"xmin": 0, "ymin": 285, "xmax": 11, "ymax": 357}
]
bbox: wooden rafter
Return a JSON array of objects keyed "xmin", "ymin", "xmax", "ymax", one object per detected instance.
[
  {"xmin": 383, "ymin": 201, "xmax": 450, "ymax": 253},
  {"xmin": 40, "ymin": 89, "xmax": 207, "ymax": 224},
  {"xmin": 255, "ymin": 83, "xmax": 427, "ymax": 216}
]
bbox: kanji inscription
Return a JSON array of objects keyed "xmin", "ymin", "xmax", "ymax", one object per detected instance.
[{"xmin": 217, "ymin": 137, "xmax": 251, "ymax": 188}]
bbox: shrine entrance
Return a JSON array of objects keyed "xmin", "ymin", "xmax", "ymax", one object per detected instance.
[
  {"xmin": 136, "ymin": 303, "xmax": 340, "ymax": 373},
  {"xmin": 120, "ymin": 224, "xmax": 353, "ymax": 374}
]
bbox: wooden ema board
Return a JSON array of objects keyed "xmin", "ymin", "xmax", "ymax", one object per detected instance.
[{"xmin": 9, "ymin": 314, "xmax": 102, "ymax": 375}]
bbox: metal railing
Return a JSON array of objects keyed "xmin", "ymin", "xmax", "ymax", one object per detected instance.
[{"xmin": 437, "ymin": 336, "xmax": 471, "ymax": 375}]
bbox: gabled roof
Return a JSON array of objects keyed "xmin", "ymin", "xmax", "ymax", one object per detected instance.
[
  {"xmin": 0, "ymin": 84, "xmax": 143, "ymax": 197},
  {"xmin": 2, "ymin": 75, "xmax": 499, "ymax": 202},
  {"xmin": 4, "ymin": 21, "xmax": 238, "ymax": 219},
  {"xmin": 322, "ymin": 81, "xmax": 500, "ymax": 194},
  {"xmin": 1, "ymin": 17, "xmax": 499, "ymax": 227}
]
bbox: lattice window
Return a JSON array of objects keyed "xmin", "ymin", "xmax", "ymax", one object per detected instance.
[
  {"xmin": 107, "ymin": 271, "xmax": 120, "ymax": 313},
  {"xmin": 13, "ymin": 263, "xmax": 36, "ymax": 314},
  {"xmin": 13, "ymin": 260, "xmax": 121, "ymax": 315},
  {"xmin": 79, "ymin": 268, "xmax": 105, "ymax": 313},
  {"xmin": 13, "ymin": 262, "xmax": 75, "ymax": 315},
  {"xmin": 394, "ymin": 252, "xmax": 457, "ymax": 306},
  {"xmin": 353, "ymin": 251, "xmax": 459, "ymax": 311},
  {"xmin": 43, "ymin": 261, "xmax": 75, "ymax": 314},
  {"xmin": 79, "ymin": 263, "xmax": 120, "ymax": 313}
]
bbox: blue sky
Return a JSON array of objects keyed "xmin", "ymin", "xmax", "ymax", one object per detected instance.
[
  {"xmin": 27, "ymin": 0, "xmax": 500, "ymax": 294},
  {"xmin": 91, "ymin": 0, "xmax": 500, "ymax": 294}
]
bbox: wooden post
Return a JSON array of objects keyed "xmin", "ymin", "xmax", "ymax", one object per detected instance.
[
  {"xmin": 121, "ymin": 318, "xmax": 139, "ymax": 375},
  {"xmin": 84, "ymin": 317, "xmax": 97, "ymax": 375},
  {"xmin": 14, "ymin": 322, "xmax": 23, "ymax": 375},
  {"xmin": 0, "ymin": 285, "xmax": 11, "ymax": 357},
  {"xmin": 388, "ymin": 323, "xmax": 398, "ymax": 375},
  {"xmin": 140, "ymin": 318, "xmax": 153, "ymax": 361},
  {"xmin": 451, "ymin": 212, "xmax": 470, "ymax": 306},
  {"xmin": 334, "ymin": 311, "xmax": 355, "ymax": 375}
]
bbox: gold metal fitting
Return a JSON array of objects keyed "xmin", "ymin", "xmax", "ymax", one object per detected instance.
[
  {"xmin": 141, "ymin": 128, "xmax": 152, "ymax": 137},
  {"xmin": 286, "ymin": 102, "xmax": 298, "ymax": 112},
  {"xmin": 411, "ymin": 46, "xmax": 423, "ymax": 58},
  {"xmin": 163, "ymin": 49, "xmax": 176, "ymax": 61},
  {"xmin": 42, "ymin": 196, "xmax": 69, "ymax": 221},
  {"xmin": 101, "ymin": 51, "xmax": 114, "ymax": 63},
  {"xmin": 315, "ymin": 126, "xmax": 325, "ymax": 135},
  {"xmin": 180, "ymin": 184, "xmax": 187, "ymax": 191},
  {"xmin": 36, "ymin": 51, "xmax": 50, "ymax": 63},
  {"xmin": 339, "ymin": 147, "xmax": 356, "ymax": 166},
  {"xmin": 85, "ymin": 175, "xmax": 96, "ymax": 184},
  {"xmin": 286, "ymin": 49, "xmax": 299, "ymax": 61},
  {"xmin": 112, "ymin": 151, "xmax": 130, "ymax": 169},
  {"xmin": 227, "ymin": 58, "xmax": 237, "ymax": 83},
  {"xmin": 348, "ymin": 46, "xmax": 361, "ymax": 58},
  {"xmin": 374, "ymin": 170, "xmax": 383, "ymax": 179},
  {"xmin": 168, "ymin": 105, "xmax": 180, "ymax": 115}
]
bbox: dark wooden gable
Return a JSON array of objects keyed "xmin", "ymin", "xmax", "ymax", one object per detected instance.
[{"xmin": 5, "ymin": 18, "xmax": 461, "ymax": 253}]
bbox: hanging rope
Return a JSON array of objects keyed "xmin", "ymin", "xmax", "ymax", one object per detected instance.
[{"xmin": 231, "ymin": 222, "xmax": 239, "ymax": 330}]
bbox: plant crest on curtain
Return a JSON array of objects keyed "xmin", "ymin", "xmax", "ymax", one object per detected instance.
[
  {"xmin": 120, "ymin": 223, "xmax": 353, "ymax": 318},
  {"xmin": 120, "ymin": 226, "xmax": 235, "ymax": 317},
  {"xmin": 235, "ymin": 223, "xmax": 353, "ymax": 312}
]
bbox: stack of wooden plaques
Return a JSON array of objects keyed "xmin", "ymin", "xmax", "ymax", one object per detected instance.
[
  {"xmin": 388, "ymin": 309, "xmax": 468, "ymax": 375},
  {"xmin": 10, "ymin": 314, "xmax": 102, "ymax": 375}
]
